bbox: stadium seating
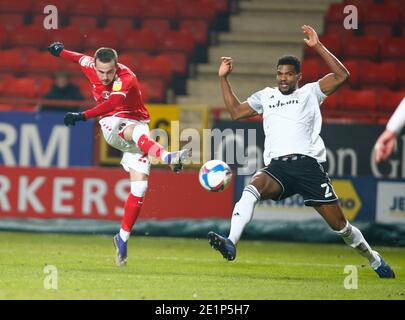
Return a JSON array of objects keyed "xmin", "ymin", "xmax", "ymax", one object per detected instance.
[
  {"xmin": 0, "ymin": 49, "xmax": 25, "ymax": 73},
  {"xmin": 81, "ymin": 28, "xmax": 119, "ymax": 50},
  {"xmin": 118, "ymin": 51, "xmax": 149, "ymax": 70},
  {"xmin": 0, "ymin": 14, "xmax": 25, "ymax": 30},
  {"xmin": 343, "ymin": 36, "xmax": 379, "ymax": 60},
  {"xmin": 319, "ymin": 0, "xmax": 405, "ymax": 121},
  {"xmin": 137, "ymin": 55, "xmax": 173, "ymax": 84},
  {"xmin": 362, "ymin": 24, "xmax": 393, "ymax": 38},
  {"xmin": 177, "ymin": 0, "xmax": 216, "ymax": 24},
  {"xmin": 119, "ymin": 28, "xmax": 158, "ymax": 53},
  {"xmin": 377, "ymin": 89, "xmax": 405, "ymax": 112},
  {"xmin": 158, "ymin": 30, "xmax": 196, "ymax": 57},
  {"xmin": 0, "ymin": 0, "xmax": 232, "ymax": 104},
  {"xmin": 69, "ymin": 0, "xmax": 104, "ymax": 17},
  {"xmin": 25, "ymin": 50, "xmax": 62, "ymax": 74},
  {"xmin": 159, "ymin": 52, "xmax": 188, "ymax": 77},
  {"xmin": 10, "ymin": 25, "xmax": 47, "ymax": 48},
  {"xmin": 338, "ymin": 89, "xmax": 377, "ymax": 111},
  {"xmin": 304, "ymin": 34, "xmax": 342, "ymax": 58},
  {"xmin": 139, "ymin": 78, "xmax": 166, "ymax": 102},
  {"xmin": 0, "ymin": 25, "xmax": 7, "ymax": 48},
  {"xmin": 68, "ymin": 16, "xmax": 99, "ymax": 32},
  {"xmin": 301, "ymin": 59, "xmax": 320, "ymax": 84},
  {"xmin": 141, "ymin": 19, "xmax": 171, "ymax": 37},
  {"xmin": 363, "ymin": 4, "xmax": 400, "ymax": 25},
  {"xmin": 179, "ymin": 20, "xmax": 210, "ymax": 45},
  {"xmin": 141, "ymin": 0, "xmax": 177, "ymax": 20},
  {"xmin": 0, "ymin": 76, "xmax": 38, "ymax": 98},
  {"xmin": 380, "ymin": 38, "xmax": 405, "ymax": 60},
  {"xmin": 104, "ymin": 17, "xmax": 134, "ymax": 32},
  {"xmin": 35, "ymin": 75, "xmax": 53, "ymax": 96},
  {"xmin": 362, "ymin": 61, "xmax": 397, "ymax": 89},
  {"xmin": 47, "ymin": 27, "xmax": 83, "ymax": 51},
  {"xmin": 31, "ymin": 0, "xmax": 69, "ymax": 13},
  {"xmin": 0, "ymin": 0, "xmax": 31, "ymax": 14},
  {"xmin": 103, "ymin": 0, "xmax": 141, "ymax": 19}
]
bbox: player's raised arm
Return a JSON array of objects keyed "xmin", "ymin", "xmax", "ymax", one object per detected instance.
[
  {"xmin": 219, "ymin": 57, "xmax": 258, "ymax": 120},
  {"xmin": 48, "ymin": 42, "xmax": 84, "ymax": 63},
  {"xmin": 302, "ymin": 25, "xmax": 350, "ymax": 96}
]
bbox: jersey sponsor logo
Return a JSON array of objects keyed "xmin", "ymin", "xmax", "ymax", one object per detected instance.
[
  {"xmin": 112, "ymin": 80, "xmax": 122, "ymax": 91},
  {"xmin": 268, "ymin": 99, "xmax": 299, "ymax": 109},
  {"xmin": 102, "ymin": 91, "xmax": 110, "ymax": 100}
]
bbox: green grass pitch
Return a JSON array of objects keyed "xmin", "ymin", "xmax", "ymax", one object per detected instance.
[{"xmin": 0, "ymin": 231, "xmax": 404, "ymax": 300}]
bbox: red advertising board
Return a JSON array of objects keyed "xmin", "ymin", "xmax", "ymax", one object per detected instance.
[{"xmin": 0, "ymin": 166, "xmax": 233, "ymax": 220}]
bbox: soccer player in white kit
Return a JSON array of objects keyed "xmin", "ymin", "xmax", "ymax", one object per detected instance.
[
  {"xmin": 208, "ymin": 25, "xmax": 395, "ymax": 278},
  {"xmin": 375, "ymin": 97, "xmax": 405, "ymax": 163}
]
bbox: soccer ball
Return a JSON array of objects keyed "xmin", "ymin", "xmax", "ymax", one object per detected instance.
[{"xmin": 199, "ymin": 160, "xmax": 232, "ymax": 192}]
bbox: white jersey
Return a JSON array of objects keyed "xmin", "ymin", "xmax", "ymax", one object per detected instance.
[{"xmin": 247, "ymin": 81, "xmax": 327, "ymax": 165}]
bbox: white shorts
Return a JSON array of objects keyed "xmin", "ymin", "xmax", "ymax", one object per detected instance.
[{"xmin": 99, "ymin": 116, "xmax": 151, "ymax": 175}]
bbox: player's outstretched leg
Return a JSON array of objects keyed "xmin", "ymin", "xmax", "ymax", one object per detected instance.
[
  {"xmin": 208, "ymin": 231, "xmax": 236, "ymax": 261},
  {"xmin": 336, "ymin": 221, "xmax": 395, "ymax": 279},
  {"xmin": 129, "ymin": 124, "xmax": 190, "ymax": 172}
]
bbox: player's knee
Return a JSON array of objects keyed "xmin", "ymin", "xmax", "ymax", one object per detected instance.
[
  {"xmin": 130, "ymin": 180, "xmax": 148, "ymax": 197},
  {"xmin": 250, "ymin": 172, "xmax": 281, "ymax": 200}
]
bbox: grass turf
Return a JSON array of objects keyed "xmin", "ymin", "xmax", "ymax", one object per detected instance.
[{"xmin": 0, "ymin": 231, "xmax": 404, "ymax": 300}]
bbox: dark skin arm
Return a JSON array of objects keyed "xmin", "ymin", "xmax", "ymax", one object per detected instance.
[
  {"xmin": 219, "ymin": 57, "xmax": 258, "ymax": 120},
  {"xmin": 302, "ymin": 25, "xmax": 350, "ymax": 96}
]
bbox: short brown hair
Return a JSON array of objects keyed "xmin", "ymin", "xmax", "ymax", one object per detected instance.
[{"xmin": 94, "ymin": 48, "xmax": 118, "ymax": 65}]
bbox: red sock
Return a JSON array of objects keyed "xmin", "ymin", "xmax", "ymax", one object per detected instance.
[
  {"xmin": 137, "ymin": 134, "xmax": 165, "ymax": 158},
  {"xmin": 121, "ymin": 193, "xmax": 144, "ymax": 232}
]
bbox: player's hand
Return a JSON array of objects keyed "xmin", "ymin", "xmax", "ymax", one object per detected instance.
[
  {"xmin": 302, "ymin": 25, "xmax": 320, "ymax": 48},
  {"xmin": 374, "ymin": 129, "xmax": 397, "ymax": 163},
  {"xmin": 64, "ymin": 112, "xmax": 86, "ymax": 126},
  {"xmin": 219, "ymin": 57, "xmax": 233, "ymax": 78},
  {"xmin": 48, "ymin": 42, "xmax": 64, "ymax": 57}
]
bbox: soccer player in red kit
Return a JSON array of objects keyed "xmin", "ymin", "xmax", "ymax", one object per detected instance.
[{"xmin": 48, "ymin": 42, "xmax": 189, "ymax": 266}]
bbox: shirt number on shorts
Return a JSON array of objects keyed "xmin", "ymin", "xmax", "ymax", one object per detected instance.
[{"xmin": 321, "ymin": 183, "xmax": 333, "ymax": 198}]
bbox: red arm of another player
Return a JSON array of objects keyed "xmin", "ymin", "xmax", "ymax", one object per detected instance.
[
  {"xmin": 59, "ymin": 49, "xmax": 85, "ymax": 63},
  {"xmin": 83, "ymin": 93, "xmax": 125, "ymax": 119}
]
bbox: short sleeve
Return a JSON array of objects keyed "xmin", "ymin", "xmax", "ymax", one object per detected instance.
[
  {"xmin": 314, "ymin": 81, "xmax": 327, "ymax": 104},
  {"xmin": 247, "ymin": 88, "xmax": 266, "ymax": 115}
]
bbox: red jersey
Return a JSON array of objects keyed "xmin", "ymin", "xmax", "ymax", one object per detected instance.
[{"xmin": 60, "ymin": 50, "xmax": 150, "ymax": 121}]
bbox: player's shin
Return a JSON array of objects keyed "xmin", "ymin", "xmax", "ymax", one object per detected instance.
[
  {"xmin": 132, "ymin": 125, "xmax": 165, "ymax": 159},
  {"xmin": 120, "ymin": 181, "xmax": 148, "ymax": 242},
  {"xmin": 336, "ymin": 221, "xmax": 381, "ymax": 268},
  {"xmin": 228, "ymin": 185, "xmax": 260, "ymax": 245}
]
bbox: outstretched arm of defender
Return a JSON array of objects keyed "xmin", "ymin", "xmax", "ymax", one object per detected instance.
[
  {"xmin": 219, "ymin": 57, "xmax": 258, "ymax": 120},
  {"xmin": 302, "ymin": 25, "xmax": 350, "ymax": 96}
]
